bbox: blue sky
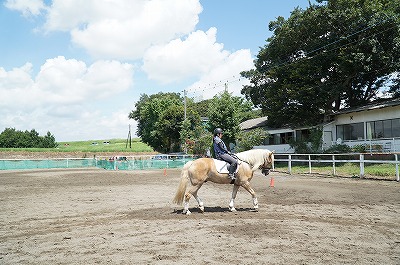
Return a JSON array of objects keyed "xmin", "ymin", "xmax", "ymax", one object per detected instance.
[{"xmin": 0, "ymin": 0, "xmax": 313, "ymax": 142}]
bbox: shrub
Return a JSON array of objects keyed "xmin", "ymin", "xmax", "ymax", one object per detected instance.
[{"xmin": 323, "ymin": 144, "xmax": 352, "ymax": 154}]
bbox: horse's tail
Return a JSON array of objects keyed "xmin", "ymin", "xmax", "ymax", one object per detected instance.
[{"xmin": 173, "ymin": 160, "xmax": 193, "ymax": 205}]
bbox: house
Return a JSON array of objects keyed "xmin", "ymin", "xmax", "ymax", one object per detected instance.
[{"xmin": 241, "ymin": 99, "xmax": 400, "ymax": 153}]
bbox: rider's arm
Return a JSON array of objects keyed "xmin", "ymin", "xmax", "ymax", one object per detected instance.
[{"xmin": 217, "ymin": 141, "xmax": 229, "ymax": 153}]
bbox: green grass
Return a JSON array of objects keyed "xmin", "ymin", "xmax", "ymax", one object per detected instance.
[{"xmin": 0, "ymin": 138, "xmax": 154, "ymax": 153}]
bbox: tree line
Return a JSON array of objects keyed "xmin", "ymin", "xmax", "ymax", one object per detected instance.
[
  {"xmin": 0, "ymin": 128, "xmax": 57, "ymax": 148},
  {"xmin": 130, "ymin": 0, "xmax": 399, "ymax": 154},
  {"xmin": 129, "ymin": 91, "xmax": 267, "ymax": 154}
]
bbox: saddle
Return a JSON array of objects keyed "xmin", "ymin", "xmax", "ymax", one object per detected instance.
[{"xmin": 213, "ymin": 159, "xmax": 240, "ymax": 174}]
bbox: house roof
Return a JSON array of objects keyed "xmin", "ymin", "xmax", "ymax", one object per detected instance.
[
  {"xmin": 239, "ymin": 116, "xmax": 268, "ymax": 130},
  {"xmin": 333, "ymin": 98, "xmax": 400, "ymax": 115}
]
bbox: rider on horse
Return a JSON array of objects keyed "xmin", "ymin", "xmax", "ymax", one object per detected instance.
[{"xmin": 213, "ymin": 128, "xmax": 238, "ymax": 180}]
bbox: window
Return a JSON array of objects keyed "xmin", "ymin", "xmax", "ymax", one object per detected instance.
[
  {"xmin": 393, "ymin": 119, "xmax": 400, "ymax": 137},
  {"xmin": 295, "ymin": 129, "xmax": 310, "ymax": 141},
  {"xmin": 367, "ymin": 118, "xmax": 400, "ymax": 139},
  {"xmin": 383, "ymin": 120, "xmax": 392, "ymax": 138},
  {"xmin": 265, "ymin": 132, "xmax": 293, "ymax": 145},
  {"xmin": 336, "ymin": 123, "xmax": 363, "ymax": 140}
]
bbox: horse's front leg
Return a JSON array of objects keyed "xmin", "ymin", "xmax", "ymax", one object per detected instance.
[
  {"xmin": 241, "ymin": 181, "xmax": 259, "ymax": 211},
  {"xmin": 229, "ymin": 184, "xmax": 240, "ymax": 212}
]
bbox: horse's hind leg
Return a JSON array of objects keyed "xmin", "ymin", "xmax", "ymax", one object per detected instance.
[
  {"xmin": 194, "ymin": 194, "xmax": 204, "ymax": 213},
  {"xmin": 183, "ymin": 183, "xmax": 203, "ymax": 215},
  {"xmin": 241, "ymin": 181, "xmax": 259, "ymax": 211}
]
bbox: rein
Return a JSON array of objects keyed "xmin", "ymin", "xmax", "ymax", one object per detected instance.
[
  {"xmin": 231, "ymin": 151, "xmax": 272, "ymax": 177},
  {"xmin": 231, "ymin": 153, "xmax": 250, "ymax": 165}
]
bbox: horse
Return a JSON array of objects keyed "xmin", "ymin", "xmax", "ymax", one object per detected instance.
[{"xmin": 173, "ymin": 149, "xmax": 274, "ymax": 215}]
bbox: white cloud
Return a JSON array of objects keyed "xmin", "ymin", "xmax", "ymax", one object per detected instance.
[
  {"xmin": 49, "ymin": 108, "xmax": 134, "ymax": 142},
  {"xmin": 42, "ymin": 0, "xmax": 202, "ymax": 60},
  {"xmin": 185, "ymin": 49, "xmax": 254, "ymax": 100},
  {"xmin": 0, "ymin": 57, "xmax": 135, "ymax": 141},
  {"xmin": 142, "ymin": 27, "xmax": 229, "ymax": 83},
  {"xmin": 4, "ymin": 0, "xmax": 45, "ymax": 16},
  {"xmin": 1, "ymin": 56, "xmax": 134, "ymax": 108}
]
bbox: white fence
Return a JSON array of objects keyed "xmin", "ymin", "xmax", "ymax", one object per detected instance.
[{"xmin": 273, "ymin": 153, "xmax": 399, "ymax": 181}]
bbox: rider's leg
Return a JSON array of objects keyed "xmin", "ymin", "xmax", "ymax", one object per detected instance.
[{"xmin": 219, "ymin": 153, "xmax": 237, "ymax": 179}]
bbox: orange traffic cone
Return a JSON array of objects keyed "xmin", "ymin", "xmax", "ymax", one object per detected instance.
[
  {"xmin": 163, "ymin": 168, "xmax": 167, "ymax": 176},
  {"xmin": 269, "ymin": 177, "xmax": 274, "ymax": 187}
]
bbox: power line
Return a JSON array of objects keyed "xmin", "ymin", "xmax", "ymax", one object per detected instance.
[
  {"xmin": 181, "ymin": 14, "xmax": 398, "ymax": 100},
  {"xmin": 185, "ymin": 76, "xmax": 243, "ymax": 93},
  {"xmin": 181, "ymin": 76, "xmax": 246, "ymax": 100},
  {"xmin": 306, "ymin": 15, "xmax": 395, "ymax": 57},
  {"xmin": 261, "ymin": 15, "xmax": 398, "ymax": 72}
]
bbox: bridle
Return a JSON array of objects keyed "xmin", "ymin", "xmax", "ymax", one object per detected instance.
[
  {"xmin": 260, "ymin": 155, "xmax": 273, "ymax": 176},
  {"xmin": 232, "ymin": 153, "xmax": 273, "ymax": 176}
]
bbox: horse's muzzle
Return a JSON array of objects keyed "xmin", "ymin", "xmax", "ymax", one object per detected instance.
[{"xmin": 262, "ymin": 168, "xmax": 270, "ymax": 176}]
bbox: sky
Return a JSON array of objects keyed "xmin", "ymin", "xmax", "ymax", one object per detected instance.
[{"xmin": 0, "ymin": 0, "xmax": 314, "ymax": 142}]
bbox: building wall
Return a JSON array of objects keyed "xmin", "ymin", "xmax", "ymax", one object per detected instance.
[
  {"xmin": 335, "ymin": 105, "xmax": 400, "ymax": 125},
  {"xmin": 254, "ymin": 104, "xmax": 400, "ymax": 153},
  {"xmin": 331, "ymin": 105, "xmax": 400, "ymax": 142}
]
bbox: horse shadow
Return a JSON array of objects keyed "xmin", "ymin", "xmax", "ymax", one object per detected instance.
[{"xmin": 173, "ymin": 206, "xmax": 257, "ymax": 214}]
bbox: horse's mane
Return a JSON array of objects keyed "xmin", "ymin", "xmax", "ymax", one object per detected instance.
[{"xmin": 236, "ymin": 149, "xmax": 271, "ymax": 171}]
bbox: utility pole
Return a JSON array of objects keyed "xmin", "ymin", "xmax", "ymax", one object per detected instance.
[
  {"xmin": 126, "ymin": 124, "xmax": 132, "ymax": 149},
  {"xmin": 183, "ymin": 89, "xmax": 188, "ymax": 154},
  {"xmin": 224, "ymin": 82, "xmax": 228, "ymax": 92},
  {"xmin": 184, "ymin": 89, "xmax": 187, "ymax": 120}
]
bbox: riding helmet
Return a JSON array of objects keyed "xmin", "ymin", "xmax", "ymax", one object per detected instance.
[{"xmin": 213, "ymin": 128, "xmax": 223, "ymax": 136}]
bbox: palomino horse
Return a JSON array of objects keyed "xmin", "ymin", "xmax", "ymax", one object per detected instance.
[{"xmin": 173, "ymin": 149, "xmax": 274, "ymax": 215}]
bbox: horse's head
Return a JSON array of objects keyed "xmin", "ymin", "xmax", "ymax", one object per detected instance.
[{"xmin": 260, "ymin": 150, "xmax": 274, "ymax": 176}]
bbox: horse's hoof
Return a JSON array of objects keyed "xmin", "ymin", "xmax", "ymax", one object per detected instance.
[
  {"xmin": 229, "ymin": 207, "xmax": 237, "ymax": 212},
  {"xmin": 185, "ymin": 210, "xmax": 191, "ymax": 216},
  {"xmin": 253, "ymin": 206, "xmax": 259, "ymax": 212},
  {"xmin": 199, "ymin": 206, "xmax": 205, "ymax": 213}
]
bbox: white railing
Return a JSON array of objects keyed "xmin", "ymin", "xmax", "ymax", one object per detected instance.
[
  {"xmin": 273, "ymin": 153, "xmax": 399, "ymax": 181},
  {"xmin": 338, "ymin": 138, "xmax": 400, "ymax": 153}
]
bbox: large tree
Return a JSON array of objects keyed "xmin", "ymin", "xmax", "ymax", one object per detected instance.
[
  {"xmin": 242, "ymin": 0, "xmax": 400, "ymax": 128},
  {"xmin": 207, "ymin": 91, "xmax": 255, "ymax": 149},
  {"xmin": 0, "ymin": 128, "xmax": 57, "ymax": 148},
  {"xmin": 129, "ymin": 92, "xmax": 184, "ymax": 153}
]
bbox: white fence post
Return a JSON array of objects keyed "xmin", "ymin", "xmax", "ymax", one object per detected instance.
[
  {"xmin": 288, "ymin": 154, "xmax": 292, "ymax": 174},
  {"xmin": 308, "ymin": 155, "xmax": 312, "ymax": 174},
  {"xmin": 395, "ymin": 154, "xmax": 399, "ymax": 182},
  {"xmin": 359, "ymin": 154, "xmax": 365, "ymax": 178},
  {"xmin": 332, "ymin": 154, "xmax": 336, "ymax": 175}
]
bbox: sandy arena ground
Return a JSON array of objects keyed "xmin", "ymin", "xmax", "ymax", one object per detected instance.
[{"xmin": 0, "ymin": 168, "xmax": 399, "ymax": 264}]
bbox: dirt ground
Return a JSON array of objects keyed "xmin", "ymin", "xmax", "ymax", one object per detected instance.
[{"xmin": 0, "ymin": 168, "xmax": 399, "ymax": 264}]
